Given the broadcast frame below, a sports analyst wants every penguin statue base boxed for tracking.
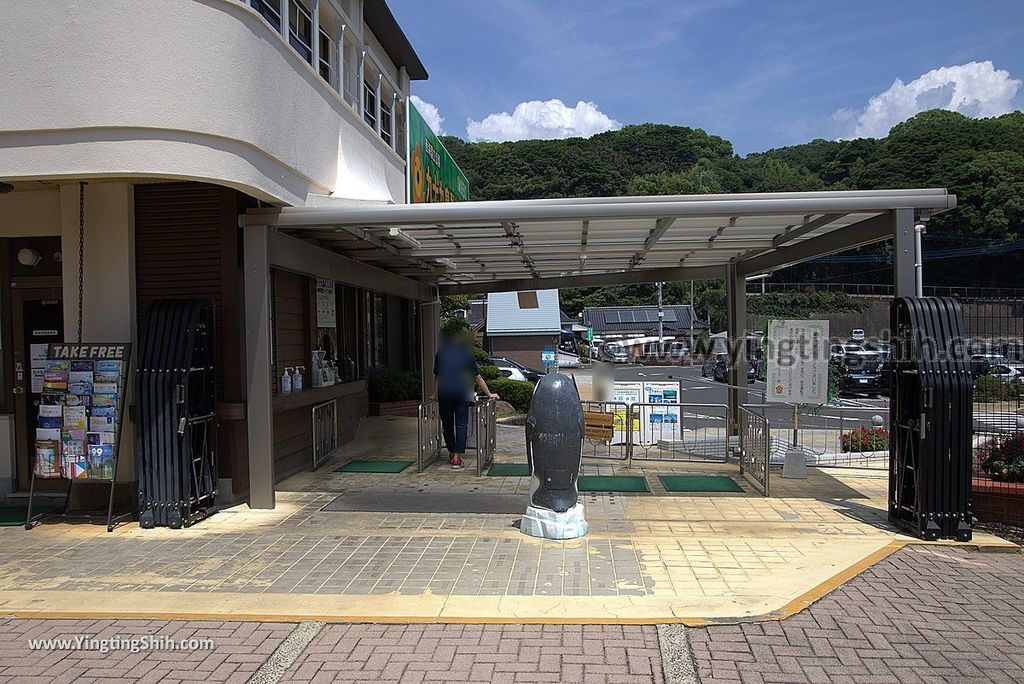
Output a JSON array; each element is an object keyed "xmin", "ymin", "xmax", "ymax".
[{"xmin": 521, "ymin": 502, "xmax": 589, "ymax": 540}]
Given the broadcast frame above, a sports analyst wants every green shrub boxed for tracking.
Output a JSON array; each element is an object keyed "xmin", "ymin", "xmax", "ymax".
[
  {"xmin": 489, "ymin": 378, "xmax": 535, "ymax": 414},
  {"xmin": 472, "ymin": 345, "xmax": 492, "ymax": 366},
  {"xmin": 478, "ymin": 364, "xmax": 501, "ymax": 381},
  {"xmin": 441, "ymin": 316, "xmax": 470, "ymax": 336},
  {"xmin": 841, "ymin": 426, "xmax": 888, "ymax": 452},
  {"xmin": 981, "ymin": 433, "xmax": 1024, "ymax": 483},
  {"xmin": 974, "ymin": 375, "xmax": 1022, "ymax": 403},
  {"xmin": 367, "ymin": 368, "xmax": 421, "ymax": 403}
]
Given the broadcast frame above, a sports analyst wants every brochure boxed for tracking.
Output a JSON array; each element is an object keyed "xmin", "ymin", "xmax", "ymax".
[
  {"xmin": 95, "ymin": 361, "xmax": 121, "ymax": 383},
  {"xmin": 34, "ymin": 441, "xmax": 60, "ymax": 478},
  {"xmin": 62, "ymin": 455, "xmax": 90, "ymax": 479},
  {"xmin": 89, "ymin": 415, "xmax": 115, "ymax": 432},
  {"xmin": 35, "ymin": 427, "xmax": 61, "ymax": 441},
  {"xmin": 38, "ymin": 404, "xmax": 63, "ymax": 429},
  {"xmin": 63, "ymin": 404, "xmax": 87, "ymax": 430},
  {"xmin": 69, "ymin": 371, "xmax": 94, "ymax": 395},
  {"xmin": 61, "ymin": 429, "xmax": 85, "ymax": 458},
  {"xmin": 93, "ymin": 382, "xmax": 118, "ymax": 395}
]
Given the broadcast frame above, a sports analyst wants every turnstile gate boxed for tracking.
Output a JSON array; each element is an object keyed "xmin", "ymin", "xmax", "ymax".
[
  {"xmin": 136, "ymin": 299, "xmax": 219, "ymax": 528},
  {"xmin": 889, "ymin": 297, "xmax": 972, "ymax": 541}
]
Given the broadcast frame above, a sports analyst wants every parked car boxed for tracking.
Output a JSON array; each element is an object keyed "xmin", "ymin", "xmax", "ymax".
[
  {"xmin": 489, "ymin": 356, "xmax": 543, "ymax": 382},
  {"xmin": 712, "ymin": 357, "xmax": 756, "ymax": 384},
  {"xmin": 850, "ymin": 328, "xmax": 866, "ymax": 342},
  {"xmin": 702, "ymin": 353, "xmax": 727, "ymax": 377},
  {"xmin": 603, "ymin": 342, "xmax": 631, "ymax": 364},
  {"xmin": 830, "ymin": 343, "xmax": 865, "ymax": 360},
  {"xmin": 970, "ymin": 353, "xmax": 1014, "ymax": 379},
  {"xmin": 494, "ymin": 365, "xmax": 528, "ymax": 382},
  {"xmin": 836, "ymin": 352, "xmax": 888, "ymax": 397}
]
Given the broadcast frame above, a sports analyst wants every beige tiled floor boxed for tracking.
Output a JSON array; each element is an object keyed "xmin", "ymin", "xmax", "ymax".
[{"xmin": 0, "ymin": 417, "xmax": 1013, "ymax": 623}]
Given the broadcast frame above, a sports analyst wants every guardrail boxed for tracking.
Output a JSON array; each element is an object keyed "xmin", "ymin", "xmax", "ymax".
[
  {"xmin": 737, "ymin": 406, "xmax": 770, "ymax": 496},
  {"xmin": 311, "ymin": 399, "xmax": 339, "ymax": 469}
]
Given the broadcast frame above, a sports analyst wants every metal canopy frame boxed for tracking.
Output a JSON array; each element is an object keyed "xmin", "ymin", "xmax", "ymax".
[
  {"xmin": 242, "ymin": 189, "xmax": 955, "ymax": 295},
  {"xmin": 239, "ymin": 189, "xmax": 955, "ymax": 510}
]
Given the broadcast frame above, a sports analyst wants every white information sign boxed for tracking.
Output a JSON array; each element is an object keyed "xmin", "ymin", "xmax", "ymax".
[
  {"xmin": 766, "ymin": 319, "xmax": 829, "ymax": 405},
  {"xmin": 638, "ymin": 381, "xmax": 682, "ymax": 445},
  {"xmin": 315, "ymin": 279, "xmax": 336, "ymax": 328}
]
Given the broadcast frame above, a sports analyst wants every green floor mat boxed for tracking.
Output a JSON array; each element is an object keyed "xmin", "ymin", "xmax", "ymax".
[
  {"xmin": 577, "ymin": 475, "xmax": 649, "ymax": 493},
  {"xmin": 334, "ymin": 460, "xmax": 413, "ymax": 473},
  {"xmin": 0, "ymin": 506, "xmax": 58, "ymax": 526},
  {"xmin": 487, "ymin": 463, "xmax": 530, "ymax": 477},
  {"xmin": 659, "ymin": 475, "xmax": 744, "ymax": 493}
]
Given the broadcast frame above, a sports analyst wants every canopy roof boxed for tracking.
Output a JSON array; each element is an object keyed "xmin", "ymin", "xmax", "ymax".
[{"xmin": 243, "ymin": 189, "xmax": 955, "ymax": 294}]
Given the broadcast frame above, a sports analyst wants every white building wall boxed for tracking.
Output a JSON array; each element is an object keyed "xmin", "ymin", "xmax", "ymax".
[{"xmin": 0, "ymin": 0, "xmax": 407, "ymax": 207}]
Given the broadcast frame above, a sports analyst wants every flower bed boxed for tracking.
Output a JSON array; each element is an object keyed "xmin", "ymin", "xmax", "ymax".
[
  {"xmin": 980, "ymin": 433, "xmax": 1024, "ymax": 483},
  {"xmin": 841, "ymin": 426, "xmax": 888, "ymax": 453}
]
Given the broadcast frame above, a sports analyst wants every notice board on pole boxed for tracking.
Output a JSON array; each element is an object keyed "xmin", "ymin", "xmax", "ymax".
[{"xmin": 765, "ymin": 319, "xmax": 829, "ymax": 405}]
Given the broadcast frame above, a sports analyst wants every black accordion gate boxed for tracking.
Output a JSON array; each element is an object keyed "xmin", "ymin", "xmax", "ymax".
[
  {"xmin": 889, "ymin": 297, "xmax": 972, "ymax": 541},
  {"xmin": 136, "ymin": 299, "xmax": 219, "ymax": 528}
]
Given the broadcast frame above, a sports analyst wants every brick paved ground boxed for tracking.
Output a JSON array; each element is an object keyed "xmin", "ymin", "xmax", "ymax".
[
  {"xmin": 0, "ymin": 545, "xmax": 1020, "ymax": 684},
  {"xmin": 0, "ymin": 618, "xmax": 295, "ymax": 683},
  {"xmin": 689, "ymin": 545, "xmax": 1024, "ymax": 683},
  {"xmin": 280, "ymin": 623, "xmax": 664, "ymax": 684}
]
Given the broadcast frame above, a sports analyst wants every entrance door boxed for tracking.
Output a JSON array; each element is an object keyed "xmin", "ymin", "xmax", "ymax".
[{"xmin": 12, "ymin": 285, "xmax": 63, "ymax": 491}]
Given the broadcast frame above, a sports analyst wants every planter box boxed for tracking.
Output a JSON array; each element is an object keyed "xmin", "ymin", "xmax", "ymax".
[
  {"xmin": 369, "ymin": 400, "xmax": 421, "ymax": 417},
  {"xmin": 972, "ymin": 476, "xmax": 1024, "ymax": 526}
]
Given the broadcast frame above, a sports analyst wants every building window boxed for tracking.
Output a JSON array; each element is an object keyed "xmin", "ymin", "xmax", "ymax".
[
  {"xmin": 517, "ymin": 291, "xmax": 539, "ymax": 309},
  {"xmin": 289, "ymin": 0, "xmax": 313, "ymax": 64},
  {"xmin": 362, "ymin": 80, "xmax": 377, "ymax": 128},
  {"xmin": 251, "ymin": 0, "xmax": 281, "ymax": 30},
  {"xmin": 380, "ymin": 100, "xmax": 392, "ymax": 146},
  {"xmin": 318, "ymin": 28, "xmax": 331, "ymax": 82}
]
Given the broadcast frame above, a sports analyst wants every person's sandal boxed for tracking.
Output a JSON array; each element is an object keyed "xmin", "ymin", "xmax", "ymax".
[{"xmin": 450, "ymin": 454, "xmax": 464, "ymax": 469}]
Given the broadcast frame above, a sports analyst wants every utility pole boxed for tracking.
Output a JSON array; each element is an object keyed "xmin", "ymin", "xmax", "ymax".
[
  {"xmin": 689, "ymin": 280, "xmax": 695, "ymax": 367},
  {"xmin": 657, "ymin": 281, "xmax": 664, "ymax": 350}
]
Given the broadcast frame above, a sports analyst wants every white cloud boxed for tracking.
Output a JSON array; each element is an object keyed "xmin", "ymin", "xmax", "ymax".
[
  {"xmin": 466, "ymin": 99, "xmax": 621, "ymax": 142},
  {"xmin": 833, "ymin": 61, "xmax": 1021, "ymax": 139},
  {"xmin": 410, "ymin": 95, "xmax": 446, "ymax": 135}
]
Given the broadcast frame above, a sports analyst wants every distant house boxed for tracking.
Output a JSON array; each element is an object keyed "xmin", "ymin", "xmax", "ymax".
[
  {"xmin": 583, "ymin": 305, "xmax": 708, "ymax": 342},
  {"xmin": 484, "ymin": 290, "xmax": 562, "ymax": 369}
]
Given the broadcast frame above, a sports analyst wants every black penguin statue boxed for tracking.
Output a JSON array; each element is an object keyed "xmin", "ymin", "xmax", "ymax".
[{"xmin": 522, "ymin": 372, "xmax": 589, "ymax": 538}]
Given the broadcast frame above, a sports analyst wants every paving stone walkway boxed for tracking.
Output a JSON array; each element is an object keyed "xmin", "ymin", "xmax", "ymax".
[
  {"xmin": 0, "ymin": 546, "xmax": 1020, "ymax": 683},
  {"xmin": 689, "ymin": 545, "xmax": 1024, "ymax": 683}
]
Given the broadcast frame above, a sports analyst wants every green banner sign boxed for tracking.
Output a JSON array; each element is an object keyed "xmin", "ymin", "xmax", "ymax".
[{"xmin": 407, "ymin": 100, "xmax": 469, "ymax": 203}]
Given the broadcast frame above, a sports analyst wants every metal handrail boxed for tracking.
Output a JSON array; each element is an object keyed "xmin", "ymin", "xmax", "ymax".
[{"xmin": 737, "ymin": 405, "xmax": 771, "ymax": 496}]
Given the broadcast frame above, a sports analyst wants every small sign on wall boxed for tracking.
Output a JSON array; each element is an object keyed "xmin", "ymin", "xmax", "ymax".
[{"xmin": 315, "ymin": 279, "xmax": 336, "ymax": 328}]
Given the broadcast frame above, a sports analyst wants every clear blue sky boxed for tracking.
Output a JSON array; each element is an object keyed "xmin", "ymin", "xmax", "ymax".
[{"xmin": 389, "ymin": 0, "xmax": 1024, "ymax": 154}]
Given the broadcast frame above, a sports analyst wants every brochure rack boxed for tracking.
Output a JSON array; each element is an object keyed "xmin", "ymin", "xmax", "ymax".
[
  {"xmin": 25, "ymin": 343, "xmax": 133, "ymax": 532},
  {"xmin": 136, "ymin": 299, "xmax": 218, "ymax": 529}
]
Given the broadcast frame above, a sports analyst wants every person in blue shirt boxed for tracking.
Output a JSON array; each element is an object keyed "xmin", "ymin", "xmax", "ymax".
[{"xmin": 431, "ymin": 331, "xmax": 499, "ymax": 469}]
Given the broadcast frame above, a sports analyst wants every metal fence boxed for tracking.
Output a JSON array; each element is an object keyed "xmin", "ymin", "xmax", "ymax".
[
  {"xmin": 960, "ymin": 296, "xmax": 1024, "ymax": 506},
  {"xmin": 311, "ymin": 399, "xmax": 338, "ymax": 469},
  {"xmin": 417, "ymin": 399, "xmax": 442, "ymax": 473},
  {"xmin": 629, "ymin": 402, "xmax": 731, "ymax": 464},
  {"xmin": 473, "ymin": 399, "xmax": 498, "ymax": 476},
  {"xmin": 738, "ymin": 402, "xmax": 891, "ymax": 470},
  {"xmin": 416, "ymin": 398, "xmax": 498, "ymax": 474},
  {"xmin": 580, "ymin": 400, "xmax": 631, "ymax": 461},
  {"xmin": 737, "ymin": 406, "xmax": 770, "ymax": 496}
]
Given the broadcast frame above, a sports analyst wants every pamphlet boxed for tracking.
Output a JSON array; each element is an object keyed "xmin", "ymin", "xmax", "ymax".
[{"xmin": 34, "ymin": 441, "xmax": 59, "ymax": 478}]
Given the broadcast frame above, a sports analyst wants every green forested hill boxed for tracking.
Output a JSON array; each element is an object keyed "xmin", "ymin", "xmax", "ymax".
[{"xmin": 441, "ymin": 109, "xmax": 1024, "ymax": 299}]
